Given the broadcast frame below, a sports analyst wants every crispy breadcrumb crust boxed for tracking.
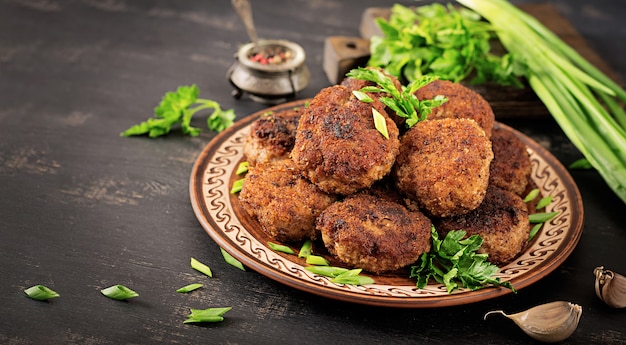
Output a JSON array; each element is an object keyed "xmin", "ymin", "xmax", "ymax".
[
  {"xmin": 415, "ymin": 79, "xmax": 495, "ymax": 138},
  {"xmin": 291, "ymin": 85, "xmax": 400, "ymax": 195},
  {"xmin": 239, "ymin": 159, "xmax": 337, "ymax": 243},
  {"xmin": 394, "ymin": 118, "xmax": 493, "ymax": 217},
  {"xmin": 317, "ymin": 193, "xmax": 432, "ymax": 274},
  {"xmin": 243, "ymin": 107, "xmax": 302, "ymax": 166},
  {"xmin": 489, "ymin": 125, "xmax": 531, "ymax": 196}
]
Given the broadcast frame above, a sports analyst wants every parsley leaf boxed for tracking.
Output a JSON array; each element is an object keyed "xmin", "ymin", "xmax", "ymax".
[
  {"xmin": 367, "ymin": 3, "xmax": 525, "ymax": 87},
  {"xmin": 346, "ymin": 67, "xmax": 447, "ymax": 128},
  {"xmin": 410, "ymin": 226, "xmax": 516, "ymax": 293},
  {"xmin": 121, "ymin": 84, "xmax": 235, "ymax": 138}
]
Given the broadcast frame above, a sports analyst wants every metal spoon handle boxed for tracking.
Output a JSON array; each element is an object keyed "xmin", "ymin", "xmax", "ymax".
[{"xmin": 231, "ymin": 0, "xmax": 259, "ymax": 49}]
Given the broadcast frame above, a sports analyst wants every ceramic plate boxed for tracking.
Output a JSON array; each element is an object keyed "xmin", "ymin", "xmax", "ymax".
[{"xmin": 189, "ymin": 100, "xmax": 584, "ymax": 308}]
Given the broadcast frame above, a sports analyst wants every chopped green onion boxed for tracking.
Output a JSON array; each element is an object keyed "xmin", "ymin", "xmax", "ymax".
[
  {"xmin": 235, "ymin": 161, "xmax": 249, "ymax": 175},
  {"xmin": 100, "ymin": 284, "xmax": 139, "ymax": 300},
  {"xmin": 331, "ymin": 273, "xmax": 375, "ymax": 286},
  {"xmin": 569, "ymin": 158, "xmax": 593, "ymax": 169},
  {"xmin": 230, "ymin": 179, "xmax": 244, "ymax": 194},
  {"xmin": 528, "ymin": 211, "xmax": 559, "ymax": 224},
  {"xmin": 372, "ymin": 108, "xmax": 390, "ymax": 139},
  {"xmin": 352, "ymin": 90, "xmax": 374, "ymax": 103},
  {"xmin": 528, "ymin": 223, "xmax": 543, "ymax": 241},
  {"xmin": 184, "ymin": 307, "xmax": 232, "ymax": 324},
  {"xmin": 24, "ymin": 284, "xmax": 59, "ymax": 301},
  {"xmin": 305, "ymin": 266, "xmax": 350, "ymax": 277},
  {"xmin": 298, "ymin": 239, "xmax": 312, "ymax": 258},
  {"xmin": 523, "ymin": 188, "xmax": 540, "ymax": 202},
  {"xmin": 535, "ymin": 196, "xmax": 553, "ymax": 210},
  {"xmin": 220, "ymin": 248, "xmax": 245, "ymax": 271},
  {"xmin": 176, "ymin": 283, "xmax": 203, "ymax": 293},
  {"xmin": 185, "ymin": 315, "xmax": 224, "ymax": 323},
  {"xmin": 306, "ymin": 255, "xmax": 329, "ymax": 266},
  {"xmin": 305, "ymin": 266, "xmax": 375, "ymax": 285},
  {"xmin": 268, "ymin": 242, "xmax": 295, "ymax": 255},
  {"xmin": 191, "ymin": 257, "xmax": 213, "ymax": 277}
]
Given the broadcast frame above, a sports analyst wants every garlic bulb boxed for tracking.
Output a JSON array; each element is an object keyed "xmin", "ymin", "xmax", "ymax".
[
  {"xmin": 594, "ymin": 266, "xmax": 626, "ymax": 308},
  {"xmin": 484, "ymin": 301, "xmax": 582, "ymax": 343}
]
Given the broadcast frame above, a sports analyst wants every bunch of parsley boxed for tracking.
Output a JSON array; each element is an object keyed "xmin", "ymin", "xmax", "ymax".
[
  {"xmin": 121, "ymin": 84, "xmax": 235, "ymax": 138},
  {"xmin": 368, "ymin": 3, "xmax": 525, "ymax": 87},
  {"xmin": 411, "ymin": 226, "xmax": 516, "ymax": 293}
]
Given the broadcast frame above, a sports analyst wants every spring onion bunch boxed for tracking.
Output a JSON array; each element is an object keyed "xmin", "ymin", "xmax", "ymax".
[{"xmin": 455, "ymin": 0, "xmax": 626, "ymax": 204}]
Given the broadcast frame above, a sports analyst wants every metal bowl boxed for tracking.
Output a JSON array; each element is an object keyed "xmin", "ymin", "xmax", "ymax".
[{"xmin": 228, "ymin": 39, "xmax": 310, "ymax": 104}]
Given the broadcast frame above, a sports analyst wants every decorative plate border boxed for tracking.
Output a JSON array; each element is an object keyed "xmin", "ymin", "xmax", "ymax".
[{"xmin": 189, "ymin": 100, "xmax": 584, "ymax": 308}]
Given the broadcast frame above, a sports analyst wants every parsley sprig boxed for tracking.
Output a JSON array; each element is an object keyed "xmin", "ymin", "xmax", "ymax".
[
  {"xmin": 346, "ymin": 67, "xmax": 447, "ymax": 128},
  {"xmin": 410, "ymin": 226, "xmax": 516, "ymax": 293},
  {"xmin": 121, "ymin": 84, "xmax": 235, "ymax": 138},
  {"xmin": 368, "ymin": 3, "xmax": 525, "ymax": 87}
]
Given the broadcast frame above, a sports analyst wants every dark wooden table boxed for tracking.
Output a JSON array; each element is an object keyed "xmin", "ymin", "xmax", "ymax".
[{"xmin": 2, "ymin": 0, "xmax": 625, "ymax": 343}]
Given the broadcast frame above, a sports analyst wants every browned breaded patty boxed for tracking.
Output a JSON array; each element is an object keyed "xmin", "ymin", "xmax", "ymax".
[
  {"xmin": 435, "ymin": 185, "xmax": 531, "ymax": 265},
  {"xmin": 489, "ymin": 125, "xmax": 531, "ymax": 196},
  {"xmin": 239, "ymin": 159, "xmax": 337, "ymax": 243},
  {"xmin": 317, "ymin": 193, "xmax": 432, "ymax": 274},
  {"xmin": 414, "ymin": 79, "xmax": 495, "ymax": 138},
  {"xmin": 291, "ymin": 85, "xmax": 400, "ymax": 195},
  {"xmin": 243, "ymin": 107, "xmax": 302, "ymax": 166},
  {"xmin": 393, "ymin": 118, "xmax": 493, "ymax": 217}
]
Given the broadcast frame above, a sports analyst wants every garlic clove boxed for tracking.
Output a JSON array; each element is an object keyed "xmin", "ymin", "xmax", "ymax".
[
  {"xmin": 594, "ymin": 266, "xmax": 626, "ymax": 308},
  {"xmin": 484, "ymin": 301, "xmax": 582, "ymax": 343}
]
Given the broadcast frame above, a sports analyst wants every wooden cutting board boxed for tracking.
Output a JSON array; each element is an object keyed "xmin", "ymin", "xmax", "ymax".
[{"xmin": 323, "ymin": 4, "xmax": 621, "ymax": 119}]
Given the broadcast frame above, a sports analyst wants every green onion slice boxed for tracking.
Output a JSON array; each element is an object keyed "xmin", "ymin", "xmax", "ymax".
[
  {"xmin": 331, "ymin": 274, "xmax": 375, "ymax": 286},
  {"xmin": 305, "ymin": 267, "xmax": 375, "ymax": 285},
  {"xmin": 569, "ymin": 158, "xmax": 593, "ymax": 169},
  {"xmin": 306, "ymin": 255, "xmax": 329, "ymax": 266},
  {"xmin": 268, "ymin": 242, "xmax": 295, "ymax": 254},
  {"xmin": 100, "ymin": 284, "xmax": 139, "ymax": 300},
  {"xmin": 372, "ymin": 108, "xmax": 390, "ymax": 139},
  {"xmin": 184, "ymin": 307, "xmax": 232, "ymax": 324},
  {"xmin": 305, "ymin": 266, "xmax": 350, "ymax": 278},
  {"xmin": 535, "ymin": 196, "xmax": 553, "ymax": 210},
  {"xmin": 230, "ymin": 178, "xmax": 244, "ymax": 194},
  {"xmin": 352, "ymin": 90, "xmax": 374, "ymax": 103},
  {"xmin": 24, "ymin": 284, "xmax": 60, "ymax": 301},
  {"xmin": 236, "ymin": 161, "xmax": 249, "ymax": 175},
  {"xmin": 184, "ymin": 315, "xmax": 224, "ymax": 323},
  {"xmin": 298, "ymin": 240, "xmax": 312, "ymax": 258},
  {"xmin": 523, "ymin": 188, "xmax": 540, "ymax": 202},
  {"xmin": 176, "ymin": 283, "xmax": 203, "ymax": 293},
  {"xmin": 220, "ymin": 248, "xmax": 245, "ymax": 271},
  {"xmin": 191, "ymin": 257, "xmax": 213, "ymax": 277},
  {"xmin": 528, "ymin": 223, "xmax": 543, "ymax": 241},
  {"xmin": 528, "ymin": 211, "xmax": 559, "ymax": 224}
]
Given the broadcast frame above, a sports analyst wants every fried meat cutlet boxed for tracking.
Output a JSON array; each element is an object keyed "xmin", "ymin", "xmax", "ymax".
[
  {"xmin": 414, "ymin": 79, "xmax": 495, "ymax": 138},
  {"xmin": 243, "ymin": 107, "xmax": 302, "ymax": 166},
  {"xmin": 291, "ymin": 85, "xmax": 400, "ymax": 195},
  {"xmin": 239, "ymin": 159, "xmax": 337, "ymax": 243},
  {"xmin": 489, "ymin": 125, "xmax": 531, "ymax": 196},
  {"xmin": 435, "ymin": 185, "xmax": 531, "ymax": 265},
  {"xmin": 393, "ymin": 118, "xmax": 493, "ymax": 217},
  {"xmin": 317, "ymin": 193, "xmax": 432, "ymax": 274}
]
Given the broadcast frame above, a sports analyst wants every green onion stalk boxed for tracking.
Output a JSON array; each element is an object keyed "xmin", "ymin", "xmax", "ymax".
[{"xmin": 456, "ymin": 0, "xmax": 626, "ymax": 205}]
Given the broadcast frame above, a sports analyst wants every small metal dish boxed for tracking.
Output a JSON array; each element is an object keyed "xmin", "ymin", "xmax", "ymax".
[{"xmin": 228, "ymin": 39, "xmax": 310, "ymax": 104}]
